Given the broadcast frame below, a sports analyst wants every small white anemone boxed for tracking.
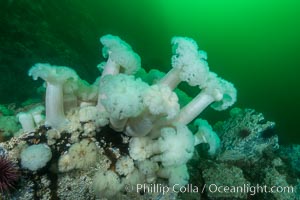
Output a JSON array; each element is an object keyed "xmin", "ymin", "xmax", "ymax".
[
  {"xmin": 28, "ymin": 63, "xmax": 78, "ymax": 129},
  {"xmin": 99, "ymin": 34, "xmax": 141, "ymax": 76},
  {"xmin": 115, "ymin": 156, "xmax": 135, "ymax": 176},
  {"xmin": 129, "ymin": 137, "xmax": 153, "ymax": 161},
  {"xmin": 93, "ymin": 170, "xmax": 124, "ymax": 198},
  {"xmin": 159, "ymin": 36, "xmax": 209, "ymax": 89},
  {"xmin": 58, "ymin": 139, "xmax": 97, "ymax": 172},
  {"xmin": 137, "ymin": 160, "xmax": 159, "ymax": 183},
  {"xmin": 17, "ymin": 112, "xmax": 35, "ymax": 133},
  {"xmin": 126, "ymin": 84, "xmax": 179, "ymax": 137},
  {"xmin": 194, "ymin": 118, "xmax": 221, "ymax": 156},
  {"xmin": 151, "ymin": 123, "xmax": 195, "ymax": 167},
  {"xmin": 176, "ymin": 72, "xmax": 237, "ymax": 125},
  {"xmin": 100, "ymin": 74, "xmax": 148, "ymax": 131},
  {"xmin": 157, "ymin": 165, "xmax": 189, "ymax": 189}
]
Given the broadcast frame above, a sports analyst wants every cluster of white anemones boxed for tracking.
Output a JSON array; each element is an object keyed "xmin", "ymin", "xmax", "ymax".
[{"xmin": 17, "ymin": 34, "xmax": 236, "ymax": 198}]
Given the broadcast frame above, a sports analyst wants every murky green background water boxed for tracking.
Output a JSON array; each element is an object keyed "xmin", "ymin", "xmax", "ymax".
[{"xmin": 0, "ymin": 0, "xmax": 299, "ymax": 143}]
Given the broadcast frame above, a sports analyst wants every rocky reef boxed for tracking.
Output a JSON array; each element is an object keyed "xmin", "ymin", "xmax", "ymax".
[
  {"xmin": 1, "ymin": 107, "xmax": 299, "ymax": 200},
  {"xmin": 188, "ymin": 108, "xmax": 300, "ymax": 200},
  {"xmin": 0, "ymin": 34, "xmax": 299, "ymax": 200}
]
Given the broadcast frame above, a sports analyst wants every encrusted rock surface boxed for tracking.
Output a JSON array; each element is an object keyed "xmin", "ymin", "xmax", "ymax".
[
  {"xmin": 1, "ymin": 108, "xmax": 299, "ymax": 200},
  {"xmin": 216, "ymin": 108, "xmax": 278, "ymax": 165},
  {"xmin": 189, "ymin": 108, "xmax": 299, "ymax": 200}
]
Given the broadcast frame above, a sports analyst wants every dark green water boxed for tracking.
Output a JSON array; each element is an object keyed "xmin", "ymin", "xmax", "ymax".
[{"xmin": 0, "ymin": 0, "xmax": 299, "ymax": 143}]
